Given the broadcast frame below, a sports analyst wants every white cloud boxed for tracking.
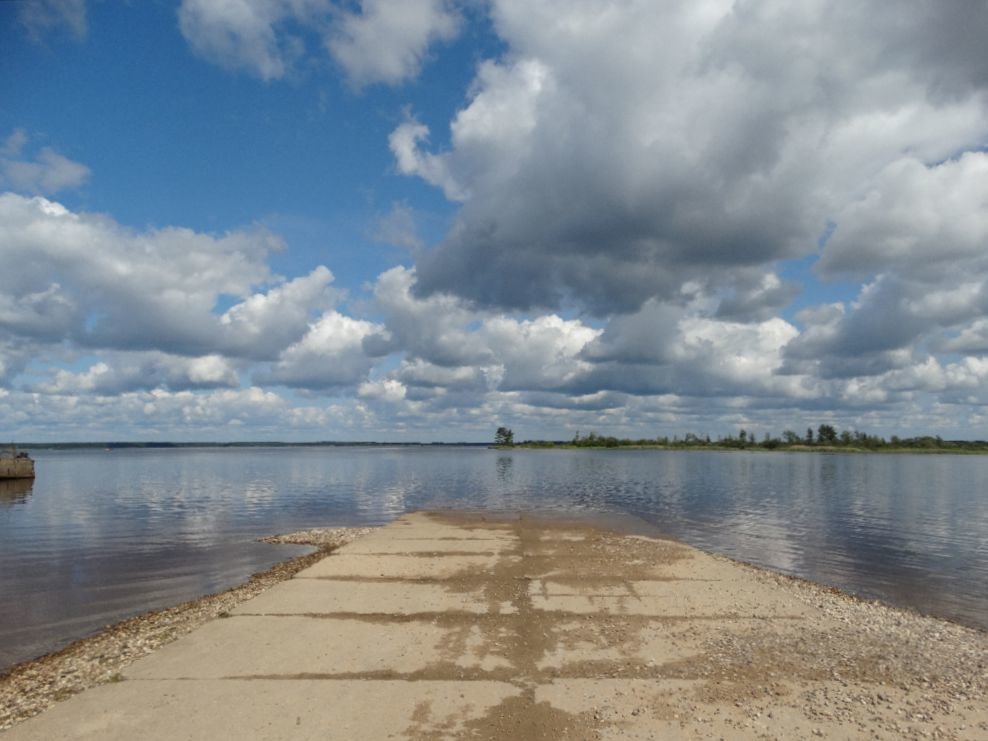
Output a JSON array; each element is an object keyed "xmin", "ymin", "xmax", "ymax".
[
  {"xmin": 358, "ymin": 378, "xmax": 406, "ymax": 402},
  {"xmin": 327, "ymin": 0, "xmax": 460, "ymax": 87},
  {"xmin": 0, "ymin": 194, "xmax": 348, "ymax": 368},
  {"xmin": 364, "ymin": 265, "xmax": 490, "ymax": 366},
  {"xmin": 395, "ymin": 362, "xmax": 477, "ymax": 396},
  {"xmin": 389, "ymin": 57, "xmax": 551, "ymax": 202},
  {"xmin": 177, "ymin": 0, "xmax": 457, "ymax": 85},
  {"xmin": 677, "ymin": 315, "xmax": 801, "ymax": 392},
  {"xmin": 187, "ymin": 355, "xmax": 240, "ymax": 386},
  {"xmin": 582, "ymin": 299, "xmax": 805, "ymax": 399},
  {"xmin": 36, "ymin": 353, "xmax": 241, "ymax": 395},
  {"xmin": 389, "ymin": 119, "xmax": 468, "ymax": 202},
  {"xmin": 220, "ymin": 266, "xmax": 339, "ymax": 359},
  {"xmin": 478, "ymin": 314, "xmax": 600, "ymax": 391},
  {"xmin": 263, "ymin": 311, "xmax": 379, "ymax": 388},
  {"xmin": 178, "ymin": 0, "xmax": 330, "ymax": 80},
  {"xmin": 819, "ymin": 153, "xmax": 988, "ymax": 278},
  {"xmin": 945, "ymin": 319, "xmax": 988, "ymax": 355},
  {"xmin": 394, "ymin": 1, "xmax": 988, "ymax": 315},
  {"xmin": 1, "ymin": 130, "xmax": 90, "ymax": 195},
  {"xmin": 714, "ymin": 270, "xmax": 799, "ymax": 323}
]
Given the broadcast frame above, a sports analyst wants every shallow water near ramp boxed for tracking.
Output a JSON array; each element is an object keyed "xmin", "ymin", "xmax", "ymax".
[{"xmin": 1, "ymin": 445, "xmax": 987, "ymax": 670}]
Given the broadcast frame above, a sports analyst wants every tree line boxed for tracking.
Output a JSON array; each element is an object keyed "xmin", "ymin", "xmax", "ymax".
[{"xmin": 527, "ymin": 426, "xmax": 988, "ymax": 452}]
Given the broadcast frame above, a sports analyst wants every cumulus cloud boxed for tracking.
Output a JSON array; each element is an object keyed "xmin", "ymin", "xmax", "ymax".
[
  {"xmin": 262, "ymin": 311, "xmax": 379, "ymax": 389},
  {"xmin": 220, "ymin": 266, "xmax": 339, "ymax": 359},
  {"xmin": 945, "ymin": 320, "xmax": 988, "ymax": 355},
  {"xmin": 781, "ymin": 300, "xmax": 915, "ymax": 380},
  {"xmin": 1, "ymin": 130, "xmax": 90, "ymax": 194},
  {"xmin": 37, "ymin": 353, "xmax": 241, "ymax": 395},
  {"xmin": 581, "ymin": 299, "xmax": 804, "ymax": 399},
  {"xmin": 819, "ymin": 153, "xmax": 988, "ymax": 279},
  {"xmin": 0, "ymin": 193, "xmax": 349, "ymax": 376},
  {"xmin": 714, "ymin": 271, "xmax": 800, "ymax": 323},
  {"xmin": 395, "ymin": 357, "xmax": 487, "ymax": 394},
  {"xmin": 0, "ymin": 193, "xmax": 284, "ymax": 353},
  {"xmin": 364, "ymin": 266, "xmax": 490, "ymax": 366},
  {"xmin": 365, "ymin": 266, "xmax": 601, "ymax": 394},
  {"xmin": 476, "ymin": 314, "xmax": 600, "ymax": 392},
  {"xmin": 327, "ymin": 0, "xmax": 460, "ymax": 87},
  {"xmin": 0, "ymin": 281, "xmax": 77, "ymax": 342},
  {"xmin": 391, "ymin": 1, "xmax": 988, "ymax": 315},
  {"xmin": 358, "ymin": 378, "xmax": 407, "ymax": 402},
  {"xmin": 783, "ymin": 269, "xmax": 988, "ymax": 381}
]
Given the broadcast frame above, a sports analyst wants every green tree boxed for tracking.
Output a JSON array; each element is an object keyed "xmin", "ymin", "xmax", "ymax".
[
  {"xmin": 494, "ymin": 427, "xmax": 514, "ymax": 446},
  {"xmin": 817, "ymin": 424, "xmax": 838, "ymax": 444}
]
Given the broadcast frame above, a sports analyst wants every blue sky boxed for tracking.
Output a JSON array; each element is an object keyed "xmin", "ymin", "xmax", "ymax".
[{"xmin": 1, "ymin": 1, "xmax": 987, "ymax": 442}]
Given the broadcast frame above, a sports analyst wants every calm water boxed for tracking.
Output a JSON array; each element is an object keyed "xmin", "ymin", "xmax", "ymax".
[{"xmin": 1, "ymin": 446, "xmax": 987, "ymax": 669}]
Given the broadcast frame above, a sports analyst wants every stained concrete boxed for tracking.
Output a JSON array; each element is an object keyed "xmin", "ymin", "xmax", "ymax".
[
  {"xmin": 5, "ymin": 511, "xmax": 988, "ymax": 740},
  {"xmin": 301, "ymin": 552, "xmax": 506, "ymax": 579},
  {"xmin": 233, "ymin": 578, "xmax": 510, "ymax": 616}
]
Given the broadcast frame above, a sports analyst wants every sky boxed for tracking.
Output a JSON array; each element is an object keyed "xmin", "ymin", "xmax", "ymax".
[{"xmin": 1, "ymin": 0, "xmax": 987, "ymax": 443}]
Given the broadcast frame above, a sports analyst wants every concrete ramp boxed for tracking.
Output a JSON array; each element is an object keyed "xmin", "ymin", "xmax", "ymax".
[{"xmin": 5, "ymin": 512, "xmax": 987, "ymax": 739}]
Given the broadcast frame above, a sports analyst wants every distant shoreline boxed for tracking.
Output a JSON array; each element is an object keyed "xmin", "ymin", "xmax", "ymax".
[
  {"xmin": 12, "ymin": 439, "xmax": 988, "ymax": 454},
  {"xmin": 506, "ymin": 443, "xmax": 988, "ymax": 455},
  {"xmin": 12, "ymin": 441, "xmax": 493, "ymax": 450}
]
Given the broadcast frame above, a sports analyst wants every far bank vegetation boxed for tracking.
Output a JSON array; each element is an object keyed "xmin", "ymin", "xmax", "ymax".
[{"xmin": 516, "ymin": 425, "xmax": 988, "ymax": 453}]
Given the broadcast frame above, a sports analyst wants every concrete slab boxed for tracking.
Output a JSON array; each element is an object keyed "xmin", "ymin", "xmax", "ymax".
[
  {"xmin": 340, "ymin": 537, "xmax": 512, "ymax": 555},
  {"xmin": 353, "ymin": 527, "xmax": 516, "ymax": 541},
  {"xmin": 233, "ymin": 578, "xmax": 512, "ymax": 616},
  {"xmin": 535, "ymin": 679, "xmax": 743, "ymax": 739},
  {"xmin": 1, "ymin": 680, "xmax": 521, "ymax": 741},
  {"xmin": 124, "ymin": 616, "xmax": 452, "ymax": 678},
  {"xmin": 297, "ymin": 553, "xmax": 505, "ymax": 579},
  {"xmin": 536, "ymin": 618, "xmax": 766, "ymax": 670},
  {"xmin": 529, "ymin": 578, "xmax": 812, "ymax": 616},
  {"xmin": 336, "ymin": 514, "xmax": 515, "ymax": 551}
]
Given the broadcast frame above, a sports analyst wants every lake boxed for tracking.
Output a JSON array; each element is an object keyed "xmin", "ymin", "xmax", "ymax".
[{"xmin": 1, "ymin": 446, "xmax": 987, "ymax": 670}]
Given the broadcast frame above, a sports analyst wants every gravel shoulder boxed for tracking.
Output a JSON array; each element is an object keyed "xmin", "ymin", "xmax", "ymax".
[{"xmin": 0, "ymin": 527, "xmax": 373, "ymax": 731}]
